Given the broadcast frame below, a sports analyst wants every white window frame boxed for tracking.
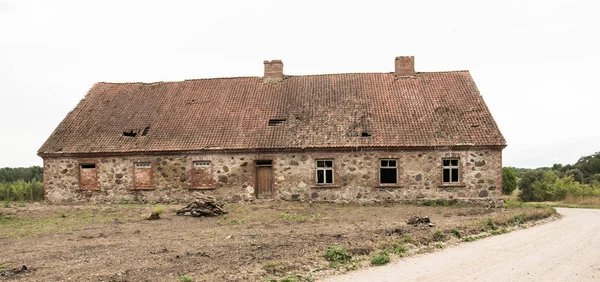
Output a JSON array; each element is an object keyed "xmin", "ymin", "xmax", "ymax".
[
  {"xmin": 379, "ymin": 159, "xmax": 398, "ymax": 184},
  {"xmin": 135, "ymin": 162, "xmax": 152, "ymax": 169},
  {"xmin": 316, "ymin": 159, "xmax": 334, "ymax": 185},
  {"xmin": 193, "ymin": 161, "xmax": 211, "ymax": 168},
  {"xmin": 442, "ymin": 158, "xmax": 460, "ymax": 183}
]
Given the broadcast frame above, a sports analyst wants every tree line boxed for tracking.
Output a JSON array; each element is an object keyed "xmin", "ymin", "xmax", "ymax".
[
  {"xmin": 503, "ymin": 151, "xmax": 600, "ymax": 202},
  {"xmin": 0, "ymin": 166, "xmax": 44, "ymax": 201}
]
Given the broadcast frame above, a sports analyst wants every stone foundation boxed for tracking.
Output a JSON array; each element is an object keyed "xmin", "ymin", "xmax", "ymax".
[{"xmin": 42, "ymin": 148, "xmax": 503, "ymax": 206}]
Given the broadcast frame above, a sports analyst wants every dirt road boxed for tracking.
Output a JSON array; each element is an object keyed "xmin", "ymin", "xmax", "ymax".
[{"xmin": 321, "ymin": 208, "xmax": 600, "ymax": 282}]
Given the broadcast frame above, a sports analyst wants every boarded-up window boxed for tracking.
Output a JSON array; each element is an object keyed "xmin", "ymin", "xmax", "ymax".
[
  {"xmin": 134, "ymin": 162, "xmax": 153, "ymax": 189},
  {"xmin": 79, "ymin": 163, "xmax": 99, "ymax": 190},
  {"xmin": 191, "ymin": 160, "xmax": 214, "ymax": 188}
]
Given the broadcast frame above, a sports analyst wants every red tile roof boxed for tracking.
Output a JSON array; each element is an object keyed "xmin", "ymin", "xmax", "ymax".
[{"xmin": 38, "ymin": 71, "xmax": 506, "ymax": 157}]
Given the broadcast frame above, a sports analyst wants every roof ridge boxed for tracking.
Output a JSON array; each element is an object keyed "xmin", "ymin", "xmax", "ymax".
[{"xmin": 96, "ymin": 71, "xmax": 470, "ymax": 85}]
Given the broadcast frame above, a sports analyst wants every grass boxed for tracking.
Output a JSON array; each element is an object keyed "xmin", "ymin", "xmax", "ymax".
[
  {"xmin": 450, "ymin": 228, "xmax": 462, "ymax": 238},
  {"xmin": 179, "ymin": 274, "xmax": 193, "ymax": 282},
  {"xmin": 371, "ymin": 251, "xmax": 390, "ymax": 265},
  {"xmin": 431, "ymin": 228, "xmax": 446, "ymax": 242}
]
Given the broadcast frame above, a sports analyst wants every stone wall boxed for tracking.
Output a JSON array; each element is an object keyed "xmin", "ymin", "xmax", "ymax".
[{"xmin": 42, "ymin": 148, "xmax": 503, "ymax": 206}]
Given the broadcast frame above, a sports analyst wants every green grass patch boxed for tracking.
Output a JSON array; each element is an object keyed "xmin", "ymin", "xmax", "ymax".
[{"xmin": 371, "ymin": 251, "xmax": 390, "ymax": 265}]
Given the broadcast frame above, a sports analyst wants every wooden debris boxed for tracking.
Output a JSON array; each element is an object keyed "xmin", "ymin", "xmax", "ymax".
[{"xmin": 176, "ymin": 195, "xmax": 227, "ymax": 217}]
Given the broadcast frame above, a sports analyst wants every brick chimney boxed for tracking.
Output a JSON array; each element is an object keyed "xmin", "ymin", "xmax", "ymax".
[
  {"xmin": 264, "ymin": 60, "xmax": 284, "ymax": 83},
  {"xmin": 394, "ymin": 56, "xmax": 415, "ymax": 78}
]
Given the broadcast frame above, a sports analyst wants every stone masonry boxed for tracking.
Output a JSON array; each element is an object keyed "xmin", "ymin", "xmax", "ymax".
[{"xmin": 43, "ymin": 148, "xmax": 503, "ymax": 206}]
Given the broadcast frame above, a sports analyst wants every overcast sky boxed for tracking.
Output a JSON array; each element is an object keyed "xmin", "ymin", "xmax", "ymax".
[{"xmin": 1, "ymin": 0, "xmax": 598, "ymax": 168}]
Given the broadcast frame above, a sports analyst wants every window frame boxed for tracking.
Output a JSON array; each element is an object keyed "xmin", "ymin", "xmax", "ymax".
[
  {"xmin": 442, "ymin": 158, "xmax": 460, "ymax": 184},
  {"xmin": 78, "ymin": 161, "xmax": 100, "ymax": 191},
  {"xmin": 133, "ymin": 160, "xmax": 155, "ymax": 190},
  {"xmin": 315, "ymin": 159, "xmax": 335, "ymax": 185},
  {"xmin": 379, "ymin": 158, "xmax": 398, "ymax": 185}
]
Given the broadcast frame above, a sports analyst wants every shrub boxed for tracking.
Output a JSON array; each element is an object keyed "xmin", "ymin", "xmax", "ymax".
[
  {"xmin": 371, "ymin": 251, "xmax": 390, "ymax": 266},
  {"xmin": 323, "ymin": 247, "xmax": 352, "ymax": 263}
]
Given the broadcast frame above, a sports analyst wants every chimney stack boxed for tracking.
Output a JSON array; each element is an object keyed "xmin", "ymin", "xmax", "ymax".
[
  {"xmin": 394, "ymin": 56, "xmax": 415, "ymax": 78},
  {"xmin": 264, "ymin": 60, "xmax": 284, "ymax": 83}
]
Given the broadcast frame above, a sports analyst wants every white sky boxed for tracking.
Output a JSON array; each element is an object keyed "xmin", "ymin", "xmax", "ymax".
[{"xmin": 1, "ymin": 0, "xmax": 599, "ymax": 168}]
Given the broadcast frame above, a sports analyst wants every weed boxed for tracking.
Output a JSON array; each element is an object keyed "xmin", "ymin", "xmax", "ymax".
[
  {"xmin": 431, "ymin": 229, "xmax": 446, "ymax": 242},
  {"xmin": 0, "ymin": 264, "xmax": 6, "ymax": 269},
  {"xmin": 435, "ymin": 242, "xmax": 444, "ymax": 249},
  {"xmin": 371, "ymin": 251, "xmax": 390, "ymax": 265},
  {"xmin": 323, "ymin": 246, "xmax": 352, "ymax": 264},
  {"xmin": 422, "ymin": 199, "xmax": 437, "ymax": 206},
  {"xmin": 391, "ymin": 243, "xmax": 407, "ymax": 257},
  {"xmin": 361, "ymin": 201, "xmax": 368, "ymax": 207},
  {"xmin": 60, "ymin": 212, "xmax": 69, "ymax": 218},
  {"xmin": 18, "ymin": 203, "xmax": 25, "ymax": 207},
  {"xmin": 482, "ymin": 218, "xmax": 498, "ymax": 230},
  {"xmin": 280, "ymin": 213, "xmax": 308, "ymax": 221},
  {"xmin": 280, "ymin": 278, "xmax": 297, "ymax": 282},
  {"xmin": 152, "ymin": 207, "xmax": 164, "ymax": 216},
  {"xmin": 263, "ymin": 262, "xmax": 278, "ymax": 274},
  {"xmin": 490, "ymin": 228, "xmax": 509, "ymax": 235},
  {"xmin": 398, "ymin": 235, "xmax": 412, "ymax": 244},
  {"xmin": 513, "ymin": 215, "xmax": 521, "ymax": 226},
  {"xmin": 451, "ymin": 228, "xmax": 462, "ymax": 238},
  {"xmin": 179, "ymin": 274, "xmax": 193, "ymax": 282},
  {"xmin": 462, "ymin": 236, "xmax": 476, "ymax": 242}
]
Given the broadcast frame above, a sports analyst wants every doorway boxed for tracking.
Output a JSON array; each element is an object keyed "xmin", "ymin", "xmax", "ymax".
[{"xmin": 255, "ymin": 160, "xmax": 273, "ymax": 198}]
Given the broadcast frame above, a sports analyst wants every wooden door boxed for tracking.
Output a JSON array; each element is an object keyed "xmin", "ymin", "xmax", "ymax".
[{"xmin": 256, "ymin": 165, "xmax": 273, "ymax": 198}]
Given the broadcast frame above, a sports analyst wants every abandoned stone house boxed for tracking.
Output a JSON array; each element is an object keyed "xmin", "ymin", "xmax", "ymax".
[{"xmin": 38, "ymin": 56, "xmax": 506, "ymax": 205}]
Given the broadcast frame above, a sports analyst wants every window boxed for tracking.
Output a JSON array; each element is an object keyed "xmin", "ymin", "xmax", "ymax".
[
  {"xmin": 79, "ymin": 163, "xmax": 99, "ymax": 190},
  {"xmin": 191, "ymin": 160, "xmax": 214, "ymax": 189},
  {"xmin": 380, "ymin": 159, "xmax": 397, "ymax": 184},
  {"xmin": 193, "ymin": 161, "xmax": 211, "ymax": 168},
  {"xmin": 316, "ymin": 160, "xmax": 334, "ymax": 185},
  {"xmin": 442, "ymin": 159, "xmax": 460, "ymax": 183},
  {"xmin": 135, "ymin": 162, "xmax": 151, "ymax": 168},
  {"xmin": 80, "ymin": 164, "xmax": 96, "ymax": 169},
  {"xmin": 134, "ymin": 161, "xmax": 153, "ymax": 189},
  {"xmin": 268, "ymin": 119, "xmax": 286, "ymax": 126}
]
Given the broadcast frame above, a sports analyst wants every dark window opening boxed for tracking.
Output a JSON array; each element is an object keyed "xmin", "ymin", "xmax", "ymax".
[
  {"xmin": 256, "ymin": 160, "xmax": 273, "ymax": 166},
  {"xmin": 316, "ymin": 159, "xmax": 334, "ymax": 184},
  {"xmin": 361, "ymin": 131, "xmax": 372, "ymax": 137},
  {"xmin": 141, "ymin": 127, "xmax": 150, "ymax": 136},
  {"xmin": 380, "ymin": 159, "xmax": 398, "ymax": 184},
  {"xmin": 442, "ymin": 159, "xmax": 460, "ymax": 183},
  {"xmin": 268, "ymin": 119, "xmax": 286, "ymax": 126},
  {"xmin": 122, "ymin": 130, "xmax": 137, "ymax": 137},
  {"xmin": 80, "ymin": 164, "xmax": 96, "ymax": 169}
]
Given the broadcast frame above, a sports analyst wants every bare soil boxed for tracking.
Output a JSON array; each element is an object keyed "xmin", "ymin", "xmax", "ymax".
[{"xmin": 0, "ymin": 201, "xmax": 555, "ymax": 282}]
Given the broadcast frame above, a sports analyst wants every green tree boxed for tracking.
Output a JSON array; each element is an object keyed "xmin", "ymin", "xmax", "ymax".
[
  {"xmin": 518, "ymin": 170, "xmax": 545, "ymax": 201},
  {"xmin": 502, "ymin": 167, "xmax": 518, "ymax": 195}
]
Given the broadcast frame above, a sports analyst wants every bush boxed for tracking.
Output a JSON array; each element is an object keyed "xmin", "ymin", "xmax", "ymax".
[
  {"xmin": 323, "ymin": 247, "xmax": 352, "ymax": 263},
  {"xmin": 0, "ymin": 180, "xmax": 44, "ymax": 201},
  {"xmin": 371, "ymin": 251, "xmax": 390, "ymax": 265}
]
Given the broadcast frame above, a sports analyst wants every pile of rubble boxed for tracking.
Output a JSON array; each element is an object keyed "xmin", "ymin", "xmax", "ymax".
[
  {"xmin": 176, "ymin": 195, "xmax": 227, "ymax": 217},
  {"xmin": 407, "ymin": 216, "xmax": 435, "ymax": 227}
]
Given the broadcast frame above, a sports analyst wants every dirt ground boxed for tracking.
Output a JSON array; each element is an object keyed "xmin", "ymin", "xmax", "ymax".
[{"xmin": 0, "ymin": 201, "xmax": 556, "ymax": 282}]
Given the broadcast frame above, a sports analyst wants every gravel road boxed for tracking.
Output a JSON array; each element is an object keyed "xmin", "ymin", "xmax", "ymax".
[{"xmin": 321, "ymin": 208, "xmax": 600, "ymax": 282}]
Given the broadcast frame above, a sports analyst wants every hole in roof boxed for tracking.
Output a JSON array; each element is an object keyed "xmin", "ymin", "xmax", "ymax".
[
  {"xmin": 142, "ymin": 127, "xmax": 150, "ymax": 136},
  {"xmin": 361, "ymin": 131, "xmax": 372, "ymax": 137},
  {"xmin": 268, "ymin": 119, "xmax": 286, "ymax": 126},
  {"xmin": 122, "ymin": 130, "xmax": 137, "ymax": 137}
]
